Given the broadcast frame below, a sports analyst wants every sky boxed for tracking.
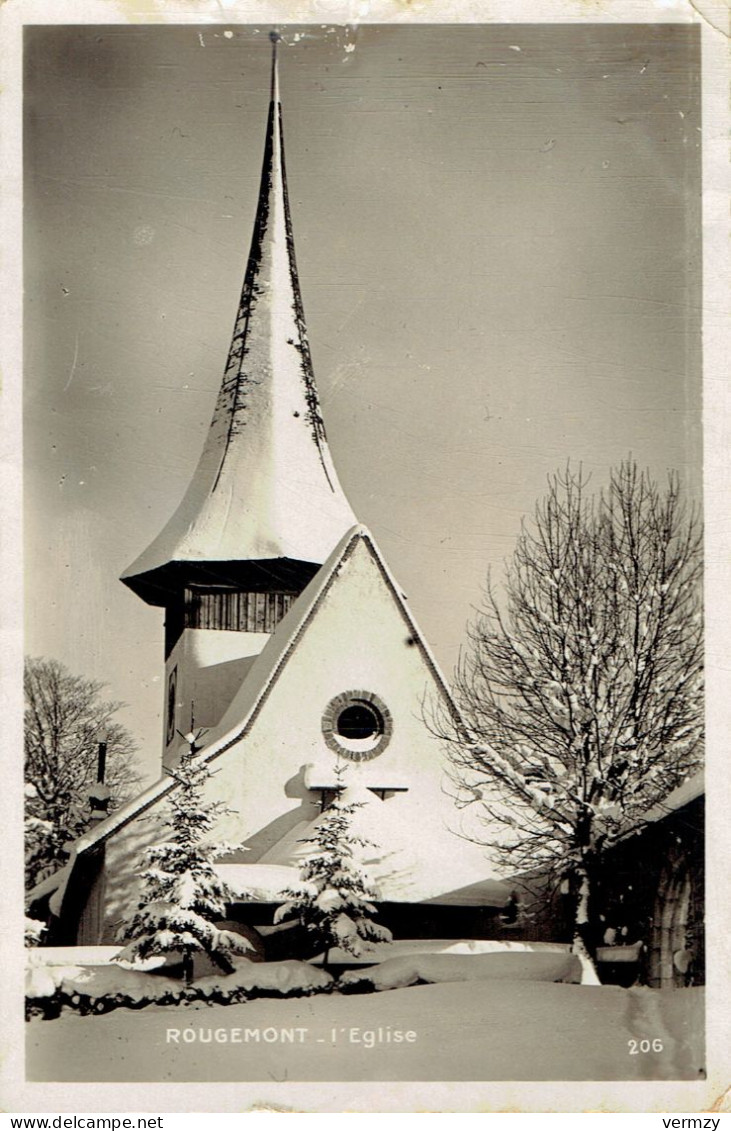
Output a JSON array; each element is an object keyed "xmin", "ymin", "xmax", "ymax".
[{"xmin": 23, "ymin": 22, "xmax": 701, "ymax": 783}]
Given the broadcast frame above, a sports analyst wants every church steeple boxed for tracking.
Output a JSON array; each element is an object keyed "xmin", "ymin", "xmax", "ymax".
[{"xmin": 122, "ymin": 33, "xmax": 357, "ymax": 609}]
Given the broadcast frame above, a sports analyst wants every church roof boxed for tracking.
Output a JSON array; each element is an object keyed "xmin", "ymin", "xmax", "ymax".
[{"xmin": 122, "ymin": 36, "xmax": 356, "ymax": 605}]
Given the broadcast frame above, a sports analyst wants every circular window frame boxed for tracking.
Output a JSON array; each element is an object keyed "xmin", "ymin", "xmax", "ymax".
[{"xmin": 322, "ymin": 690, "xmax": 393, "ymax": 762}]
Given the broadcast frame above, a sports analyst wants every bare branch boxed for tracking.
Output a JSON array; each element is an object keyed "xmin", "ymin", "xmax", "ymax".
[
  {"xmin": 438, "ymin": 458, "xmax": 703, "ymax": 958},
  {"xmin": 24, "ymin": 656, "xmax": 142, "ymax": 890}
]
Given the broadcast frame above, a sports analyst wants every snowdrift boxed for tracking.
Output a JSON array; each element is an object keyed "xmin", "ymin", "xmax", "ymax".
[
  {"xmin": 312, "ymin": 936, "xmax": 571, "ymax": 965},
  {"xmin": 26, "ymin": 957, "xmax": 332, "ymax": 1017},
  {"xmin": 338, "ymin": 950, "xmax": 582, "ymax": 991}
]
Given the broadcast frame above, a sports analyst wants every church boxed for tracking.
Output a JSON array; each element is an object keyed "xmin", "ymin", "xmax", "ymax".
[{"xmin": 36, "ymin": 37, "xmax": 510, "ymax": 955}]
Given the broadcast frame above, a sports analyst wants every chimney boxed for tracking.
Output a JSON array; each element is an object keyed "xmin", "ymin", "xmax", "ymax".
[{"xmin": 88, "ymin": 737, "xmax": 111, "ymax": 826}]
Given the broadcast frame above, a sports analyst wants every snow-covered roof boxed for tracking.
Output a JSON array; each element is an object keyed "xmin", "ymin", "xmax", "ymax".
[
  {"xmin": 631, "ymin": 770, "xmax": 704, "ymax": 828},
  {"xmin": 121, "ymin": 43, "xmax": 356, "ymax": 606},
  {"xmin": 26, "ymin": 945, "xmax": 122, "ymax": 967},
  {"xmin": 253, "ymin": 780, "xmax": 509, "ymax": 906},
  {"xmin": 258, "ymin": 781, "xmax": 410, "ymax": 876},
  {"xmin": 613, "ymin": 770, "xmax": 704, "ymax": 849},
  {"xmin": 26, "ymin": 864, "xmax": 69, "ymax": 904},
  {"xmin": 214, "ymin": 863, "xmax": 301, "ymax": 902},
  {"xmin": 422, "ymin": 876, "xmax": 512, "ymax": 907}
]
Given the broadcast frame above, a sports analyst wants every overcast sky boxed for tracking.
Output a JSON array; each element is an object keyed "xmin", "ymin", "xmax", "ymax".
[{"xmin": 24, "ymin": 23, "xmax": 701, "ymax": 782}]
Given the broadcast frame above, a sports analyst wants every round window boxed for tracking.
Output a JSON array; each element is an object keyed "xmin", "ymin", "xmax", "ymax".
[
  {"xmin": 322, "ymin": 691, "xmax": 392, "ymax": 761},
  {"xmin": 337, "ymin": 702, "xmax": 381, "ymax": 740}
]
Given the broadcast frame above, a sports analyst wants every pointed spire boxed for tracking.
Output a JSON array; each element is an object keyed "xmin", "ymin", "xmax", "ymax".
[
  {"xmin": 122, "ymin": 33, "xmax": 357, "ymax": 606},
  {"xmin": 270, "ymin": 29, "xmax": 280, "ymax": 105}
]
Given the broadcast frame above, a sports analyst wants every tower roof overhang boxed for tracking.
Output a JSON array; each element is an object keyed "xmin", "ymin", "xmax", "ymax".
[{"xmin": 121, "ymin": 556, "xmax": 322, "ymax": 607}]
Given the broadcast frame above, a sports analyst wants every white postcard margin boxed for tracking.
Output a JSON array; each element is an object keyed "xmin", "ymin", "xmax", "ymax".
[{"xmin": 1, "ymin": 0, "xmax": 729, "ymax": 1115}]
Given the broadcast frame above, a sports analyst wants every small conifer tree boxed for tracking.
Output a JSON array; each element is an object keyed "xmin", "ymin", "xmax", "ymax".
[
  {"xmin": 274, "ymin": 767, "xmax": 392, "ymax": 970},
  {"xmin": 114, "ymin": 729, "xmax": 252, "ymax": 984}
]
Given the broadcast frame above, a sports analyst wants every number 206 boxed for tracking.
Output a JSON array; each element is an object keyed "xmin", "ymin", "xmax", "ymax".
[{"xmin": 628, "ymin": 1038, "xmax": 664, "ymax": 1054}]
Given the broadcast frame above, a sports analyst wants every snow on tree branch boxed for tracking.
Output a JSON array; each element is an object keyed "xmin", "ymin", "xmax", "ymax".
[
  {"xmin": 437, "ymin": 460, "xmax": 702, "ymax": 961},
  {"xmin": 274, "ymin": 767, "xmax": 392, "ymax": 969},
  {"xmin": 114, "ymin": 731, "xmax": 253, "ymax": 984}
]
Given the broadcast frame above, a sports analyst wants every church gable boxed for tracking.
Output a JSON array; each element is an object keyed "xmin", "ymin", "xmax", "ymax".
[
  {"xmin": 55, "ymin": 533, "xmax": 497, "ymax": 942},
  {"xmin": 192, "ymin": 527, "xmax": 493, "ymax": 903}
]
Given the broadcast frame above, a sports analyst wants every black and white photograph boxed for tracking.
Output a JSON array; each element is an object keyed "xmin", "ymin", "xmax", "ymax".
[{"xmin": 5, "ymin": 2, "xmax": 729, "ymax": 1113}]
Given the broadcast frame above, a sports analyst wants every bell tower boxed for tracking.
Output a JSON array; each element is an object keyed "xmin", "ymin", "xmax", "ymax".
[{"xmin": 121, "ymin": 35, "xmax": 357, "ymax": 763}]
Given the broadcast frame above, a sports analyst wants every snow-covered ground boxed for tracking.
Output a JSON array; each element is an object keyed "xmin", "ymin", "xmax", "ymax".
[{"xmin": 27, "ymin": 980, "xmax": 703, "ymax": 1082}]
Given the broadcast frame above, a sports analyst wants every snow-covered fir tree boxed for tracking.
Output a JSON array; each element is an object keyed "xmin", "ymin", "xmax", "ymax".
[
  {"xmin": 274, "ymin": 767, "xmax": 392, "ymax": 969},
  {"xmin": 114, "ymin": 730, "xmax": 252, "ymax": 984}
]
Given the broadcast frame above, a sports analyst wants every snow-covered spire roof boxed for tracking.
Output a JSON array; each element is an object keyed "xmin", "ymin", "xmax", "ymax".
[{"xmin": 122, "ymin": 32, "xmax": 357, "ymax": 606}]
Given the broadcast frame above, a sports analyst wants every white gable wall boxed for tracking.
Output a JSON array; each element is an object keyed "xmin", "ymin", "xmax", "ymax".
[
  {"xmin": 195, "ymin": 536, "xmax": 494, "ymax": 903},
  {"xmin": 76, "ymin": 533, "xmax": 500, "ymax": 941}
]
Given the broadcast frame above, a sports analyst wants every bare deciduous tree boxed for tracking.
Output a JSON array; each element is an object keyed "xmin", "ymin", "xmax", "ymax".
[
  {"xmin": 441, "ymin": 461, "xmax": 703, "ymax": 961},
  {"xmin": 24, "ymin": 656, "xmax": 141, "ymax": 889}
]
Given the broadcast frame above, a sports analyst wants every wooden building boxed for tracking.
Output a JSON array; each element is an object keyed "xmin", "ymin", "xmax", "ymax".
[{"xmin": 594, "ymin": 773, "xmax": 704, "ymax": 988}]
